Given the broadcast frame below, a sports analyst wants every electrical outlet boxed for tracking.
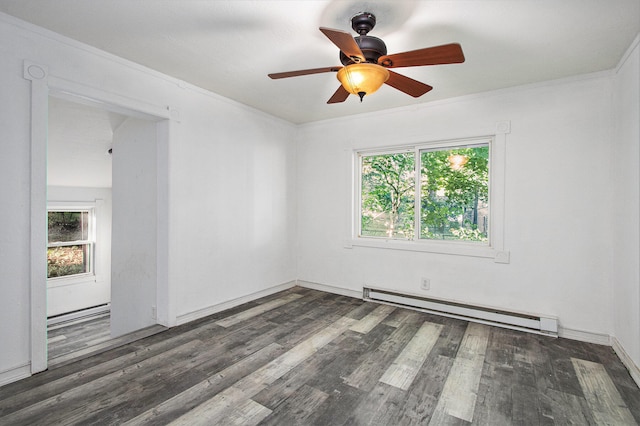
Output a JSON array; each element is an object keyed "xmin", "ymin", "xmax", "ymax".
[
  {"xmin": 420, "ymin": 278, "xmax": 430, "ymax": 290},
  {"xmin": 151, "ymin": 305, "xmax": 157, "ymax": 320}
]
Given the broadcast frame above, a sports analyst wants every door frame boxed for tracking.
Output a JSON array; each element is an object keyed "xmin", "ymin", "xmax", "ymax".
[{"xmin": 24, "ymin": 60, "xmax": 174, "ymax": 373}]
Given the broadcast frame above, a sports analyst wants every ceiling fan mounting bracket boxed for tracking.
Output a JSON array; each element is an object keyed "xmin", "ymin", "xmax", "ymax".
[{"xmin": 351, "ymin": 12, "xmax": 376, "ymax": 35}]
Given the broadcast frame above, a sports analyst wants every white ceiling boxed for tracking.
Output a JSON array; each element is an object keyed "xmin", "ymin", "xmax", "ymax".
[
  {"xmin": 2, "ymin": 0, "xmax": 639, "ymax": 124},
  {"xmin": 47, "ymin": 97, "xmax": 127, "ymax": 188}
]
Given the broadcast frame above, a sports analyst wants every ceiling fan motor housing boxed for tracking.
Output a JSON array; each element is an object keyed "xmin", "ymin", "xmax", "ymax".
[
  {"xmin": 340, "ymin": 36, "xmax": 387, "ymax": 65},
  {"xmin": 339, "ymin": 12, "xmax": 387, "ymax": 65}
]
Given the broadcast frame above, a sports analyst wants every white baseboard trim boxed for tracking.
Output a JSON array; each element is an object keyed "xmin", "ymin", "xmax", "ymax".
[
  {"xmin": 296, "ymin": 282, "xmax": 622, "ymax": 346},
  {"xmin": 612, "ymin": 337, "xmax": 640, "ymax": 388},
  {"xmin": 0, "ymin": 362, "xmax": 31, "ymax": 387},
  {"xmin": 557, "ymin": 326, "xmax": 612, "ymax": 345},
  {"xmin": 176, "ymin": 281, "xmax": 296, "ymax": 326},
  {"xmin": 296, "ymin": 280, "xmax": 362, "ymax": 299},
  {"xmin": 47, "ymin": 304, "xmax": 111, "ymax": 329}
]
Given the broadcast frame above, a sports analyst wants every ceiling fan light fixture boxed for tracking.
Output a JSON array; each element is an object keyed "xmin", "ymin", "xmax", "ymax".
[
  {"xmin": 268, "ymin": 13, "xmax": 464, "ymax": 105},
  {"xmin": 337, "ymin": 63, "xmax": 389, "ymax": 101}
]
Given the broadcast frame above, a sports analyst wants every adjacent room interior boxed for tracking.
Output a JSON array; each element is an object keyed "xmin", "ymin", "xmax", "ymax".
[
  {"xmin": 45, "ymin": 97, "xmax": 116, "ymax": 362},
  {"xmin": 45, "ymin": 96, "xmax": 168, "ymax": 364}
]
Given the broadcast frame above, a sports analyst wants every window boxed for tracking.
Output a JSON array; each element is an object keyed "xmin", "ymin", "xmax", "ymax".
[
  {"xmin": 356, "ymin": 137, "xmax": 496, "ymax": 254},
  {"xmin": 360, "ymin": 150, "xmax": 416, "ymax": 239},
  {"xmin": 420, "ymin": 144, "xmax": 489, "ymax": 242},
  {"xmin": 47, "ymin": 209, "xmax": 95, "ymax": 279}
]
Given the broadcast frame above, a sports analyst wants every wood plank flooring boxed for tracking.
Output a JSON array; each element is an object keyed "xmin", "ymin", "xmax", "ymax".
[
  {"xmin": 47, "ymin": 315, "xmax": 167, "ymax": 369},
  {"xmin": 1, "ymin": 287, "xmax": 639, "ymax": 425},
  {"xmin": 48, "ymin": 314, "xmax": 112, "ymax": 361}
]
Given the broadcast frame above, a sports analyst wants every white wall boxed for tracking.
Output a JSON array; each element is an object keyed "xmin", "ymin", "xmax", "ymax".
[
  {"xmin": 613, "ymin": 36, "xmax": 640, "ymax": 375},
  {"xmin": 169, "ymin": 89, "xmax": 298, "ymax": 321},
  {"xmin": 0, "ymin": 13, "xmax": 297, "ymax": 382},
  {"xmin": 1, "ymin": 18, "xmax": 40, "ymax": 381},
  {"xmin": 110, "ymin": 118, "xmax": 158, "ymax": 337},
  {"xmin": 47, "ymin": 186, "xmax": 112, "ymax": 317},
  {"xmin": 296, "ymin": 74, "xmax": 615, "ymax": 338}
]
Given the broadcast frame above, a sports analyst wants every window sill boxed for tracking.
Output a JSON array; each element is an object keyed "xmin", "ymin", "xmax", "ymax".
[
  {"xmin": 348, "ymin": 237, "xmax": 510, "ymax": 262},
  {"xmin": 47, "ymin": 273, "xmax": 97, "ymax": 288}
]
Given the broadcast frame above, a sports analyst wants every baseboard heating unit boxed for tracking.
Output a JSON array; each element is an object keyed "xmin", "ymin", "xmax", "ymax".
[{"xmin": 363, "ymin": 287, "xmax": 558, "ymax": 337}]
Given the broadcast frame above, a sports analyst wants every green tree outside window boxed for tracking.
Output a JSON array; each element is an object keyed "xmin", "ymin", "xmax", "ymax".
[
  {"xmin": 420, "ymin": 146, "xmax": 489, "ymax": 241},
  {"xmin": 359, "ymin": 143, "xmax": 489, "ymax": 243},
  {"xmin": 361, "ymin": 152, "xmax": 415, "ymax": 239}
]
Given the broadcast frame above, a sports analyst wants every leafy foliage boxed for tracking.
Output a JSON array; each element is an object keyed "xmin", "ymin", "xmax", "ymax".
[
  {"xmin": 361, "ymin": 152, "xmax": 415, "ymax": 239},
  {"xmin": 48, "ymin": 211, "xmax": 88, "ymax": 242},
  {"xmin": 47, "ymin": 246, "xmax": 88, "ymax": 278},
  {"xmin": 360, "ymin": 145, "xmax": 489, "ymax": 242},
  {"xmin": 47, "ymin": 211, "xmax": 90, "ymax": 278},
  {"xmin": 421, "ymin": 146, "xmax": 489, "ymax": 241}
]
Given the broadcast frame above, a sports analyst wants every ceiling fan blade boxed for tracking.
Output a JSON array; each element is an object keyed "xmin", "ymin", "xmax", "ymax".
[
  {"xmin": 327, "ymin": 85, "xmax": 350, "ymax": 104},
  {"xmin": 378, "ymin": 43, "xmax": 465, "ymax": 68},
  {"xmin": 385, "ymin": 71, "xmax": 433, "ymax": 98},
  {"xmin": 268, "ymin": 66, "xmax": 341, "ymax": 79},
  {"xmin": 319, "ymin": 27, "xmax": 365, "ymax": 62}
]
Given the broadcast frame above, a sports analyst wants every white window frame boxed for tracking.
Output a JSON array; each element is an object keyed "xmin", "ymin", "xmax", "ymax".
[
  {"xmin": 349, "ymin": 131, "xmax": 509, "ymax": 262},
  {"xmin": 47, "ymin": 202, "xmax": 97, "ymax": 286}
]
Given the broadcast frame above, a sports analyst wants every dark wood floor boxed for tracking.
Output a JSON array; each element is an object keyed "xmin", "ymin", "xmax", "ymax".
[
  {"xmin": 1, "ymin": 287, "xmax": 639, "ymax": 425},
  {"xmin": 46, "ymin": 313, "xmax": 166, "ymax": 369},
  {"xmin": 48, "ymin": 314, "xmax": 112, "ymax": 361}
]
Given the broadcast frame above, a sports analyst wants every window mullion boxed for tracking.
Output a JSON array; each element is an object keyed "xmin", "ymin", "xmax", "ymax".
[
  {"xmin": 47, "ymin": 240, "xmax": 91, "ymax": 248},
  {"xmin": 414, "ymin": 147, "xmax": 421, "ymax": 241},
  {"xmin": 355, "ymin": 153, "xmax": 363, "ymax": 238}
]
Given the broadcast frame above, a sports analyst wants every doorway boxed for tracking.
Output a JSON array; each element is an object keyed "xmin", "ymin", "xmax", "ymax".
[
  {"xmin": 45, "ymin": 96, "xmax": 122, "ymax": 363},
  {"xmin": 27, "ymin": 71, "xmax": 172, "ymax": 372}
]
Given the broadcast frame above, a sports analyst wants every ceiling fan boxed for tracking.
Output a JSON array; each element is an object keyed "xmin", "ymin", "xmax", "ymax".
[{"xmin": 268, "ymin": 12, "xmax": 465, "ymax": 104}]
